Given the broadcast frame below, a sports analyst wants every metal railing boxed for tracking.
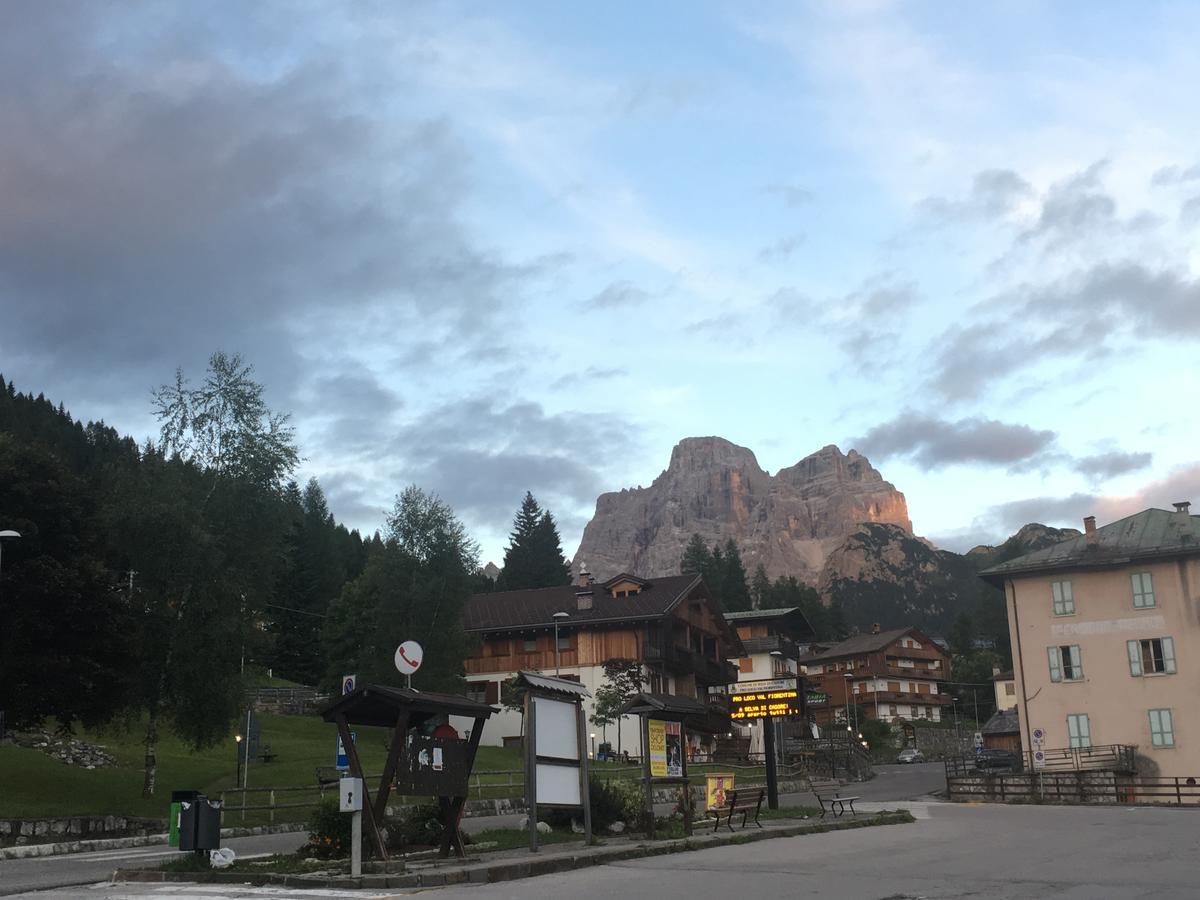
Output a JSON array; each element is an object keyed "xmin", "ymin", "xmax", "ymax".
[{"xmin": 944, "ymin": 744, "xmax": 1136, "ymax": 777}]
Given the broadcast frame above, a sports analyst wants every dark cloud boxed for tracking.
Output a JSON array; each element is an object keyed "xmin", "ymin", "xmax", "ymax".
[
  {"xmin": 1074, "ymin": 451, "xmax": 1153, "ymax": 480},
  {"xmin": 384, "ymin": 397, "xmax": 639, "ymax": 530},
  {"xmin": 920, "ymin": 168, "xmax": 1033, "ymax": 221},
  {"xmin": 584, "ymin": 280, "xmax": 650, "ymax": 310},
  {"xmin": 757, "ymin": 234, "xmax": 805, "ymax": 263},
  {"xmin": 1151, "ymin": 163, "xmax": 1200, "ymax": 187},
  {"xmin": 854, "ymin": 413, "xmax": 1056, "ymax": 470},
  {"xmin": 0, "ymin": 4, "xmax": 548, "ymax": 423},
  {"xmin": 763, "ymin": 183, "xmax": 814, "ymax": 208}
]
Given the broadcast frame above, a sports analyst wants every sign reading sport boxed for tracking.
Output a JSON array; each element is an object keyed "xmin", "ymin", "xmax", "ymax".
[{"xmin": 728, "ymin": 677, "xmax": 802, "ymax": 721}]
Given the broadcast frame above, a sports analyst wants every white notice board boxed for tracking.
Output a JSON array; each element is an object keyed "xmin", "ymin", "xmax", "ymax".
[
  {"xmin": 533, "ymin": 696, "xmax": 579, "ymax": 759},
  {"xmin": 535, "ymin": 762, "xmax": 582, "ymax": 805}
]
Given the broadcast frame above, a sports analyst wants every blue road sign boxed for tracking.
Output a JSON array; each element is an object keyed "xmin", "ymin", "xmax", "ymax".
[
  {"xmin": 336, "ymin": 731, "xmax": 357, "ymax": 771},
  {"xmin": 342, "ymin": 674, "xmax": 356, "ymax": 695}
]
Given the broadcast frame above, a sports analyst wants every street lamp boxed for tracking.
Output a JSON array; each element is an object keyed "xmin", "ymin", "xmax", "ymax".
[
  {"xmin": 590, "ymin": 732, "xmax": 596, "ymax": 759},
  {"xmin": 951, "ymin": 696, "xmax": 962, "ymax": 754},
  {"xmin": 552, "ymin": 612, "xmax": 570, "ymax": 675},
  {"xmin": 843, "ymin": 673, "xmax": 858, "ymax": 735},
  {"xmin": 235, "ymin": 734, "xmax": 244, "ymax": 788},
  {"xmin": 0, "ymin": 530, "xmax": 20, "ymax": 589}
]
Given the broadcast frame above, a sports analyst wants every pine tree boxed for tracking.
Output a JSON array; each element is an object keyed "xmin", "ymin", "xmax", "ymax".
[
  {"xmin": 497, "ymin": 493, "xmax": 571, "ymax": 590},
  {"xmin": 719, "ymin": 538, "xmax": 752, "ymax": 612},
  {"xmin": 750, "ymin": 564, "xmax": 772, "ymax": 610},
  {"xmin": 680, "ymin": 533, "xmax": 711, "ymax": 575}
]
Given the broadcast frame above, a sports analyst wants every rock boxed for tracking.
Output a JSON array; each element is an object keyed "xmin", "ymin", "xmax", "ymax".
[
  {"xmin": 536, "ymin": 821, "xmax": 551, "ymax": 834},
  {"xmin": 607, "ymin": 821, "xmax": 625, "ymax": 834},
  {"xmin": 570, "ymin": 819, "xmax": 584, "ymax": 834},
  {"xmin": 573, "ymin": 438, "xmax": 912, "ymax": 584}
]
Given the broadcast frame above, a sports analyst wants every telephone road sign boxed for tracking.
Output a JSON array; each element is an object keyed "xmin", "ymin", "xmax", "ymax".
[{"xmin": 394, "ymin": 640, "xmax": 424, "ymax": 676}]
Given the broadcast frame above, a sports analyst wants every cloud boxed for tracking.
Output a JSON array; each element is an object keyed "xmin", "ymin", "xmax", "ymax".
[
  {"xmin": 1182, "ymin": 196, "xmax": 1200, "ymax": 226},
  {"xmin": 549, "ymin": 366, "xmax": 627, "ymax": 391},
  {"xmin": 854, "ymin": 412, "xmax": 1056, "ymax": 470},
  {"xmin": 920, "ymin": 168, "xmax": 1033, "ymax": 222},
  {"xmin": 763, "ymin": 183, "xmax": 814, "ymax": 208},
  {"xmin": 583, "ymin": 280, "xmax": 651, "ymax": 310},
  {"xmin": 0, "ymin": 4, "xmax": 551, "ymax": 424},
  {"xmin": 1151, "ymin": 164, "xmax": 1200, "ymax": 187},
  {"xmin": 757, "ymin": 234, "xmax": 805, "ymax": 263},
  {"xmin": 1073, "ymin": 451, "xmax": 1153, "ymax": 480},
  {"xmin": 1019, "ymin": 161, "xmax": 1117, "ymax": 247}
]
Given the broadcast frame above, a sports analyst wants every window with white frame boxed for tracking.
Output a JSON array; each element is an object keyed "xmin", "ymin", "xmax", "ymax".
[
  {"xmin": 1066, "ymin": 713, "xmax": 1091, "ymax": 748},
  {"xmin": 1048, "ymin": 645, "xmax": 1083, "ymax": 682},
  {"xmin": 1131, "ymin": 572, "xmax": 1155, "ymax": 609},
  {"xmin": 522, "ymin": 637, "xmax": 537, "ymax": 652},
  {"xmin": 1128, "ymin": 638, "xmax": 1176, "ymax": 676},
  {"xmin": 1051, "ymin": 580, "xmax": 1075, "ymax": 616},
  {"xmin": 1149, "ymin": 709, "xmax": 1175, "ymax": 747}
]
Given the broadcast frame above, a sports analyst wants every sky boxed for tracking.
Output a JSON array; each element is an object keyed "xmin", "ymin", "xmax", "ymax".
[{"xmin": 2, "ymin": 0, "xmax": 1199, "ymax": 565}]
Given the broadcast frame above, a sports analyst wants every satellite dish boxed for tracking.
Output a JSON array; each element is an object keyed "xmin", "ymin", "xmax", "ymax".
[{"xmin": 394, "ymin": 640, "xmax": 424, "ymax": 676}]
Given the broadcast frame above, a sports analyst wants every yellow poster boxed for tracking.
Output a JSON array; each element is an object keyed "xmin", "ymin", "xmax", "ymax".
[
  {"xmin": 648, "ymin": 719, "xmax": 667, "ymax": 777},
  {"xmin": 706, "ymin": 773, "xmax": 735, "ymax": 810}
]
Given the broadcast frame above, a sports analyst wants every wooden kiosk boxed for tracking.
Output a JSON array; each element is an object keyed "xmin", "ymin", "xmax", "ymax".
[
  {"xmin": 320, "ymin": 684, "xmax": 497, "ymax": 862},
  {"xmin": 620, "ymin": 693, "xmax": 726, "ymax": 838}
]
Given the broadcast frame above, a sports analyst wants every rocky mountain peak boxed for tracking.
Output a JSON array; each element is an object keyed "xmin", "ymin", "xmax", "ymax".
[{"xmin": 573, "ymin": 437, "xmax": 912, "ymax": 583}]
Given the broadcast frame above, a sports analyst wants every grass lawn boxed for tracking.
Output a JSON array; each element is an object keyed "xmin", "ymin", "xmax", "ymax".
[{"xmin": 0, "ymin": 714, "xmax": 522, "ymax": 821}]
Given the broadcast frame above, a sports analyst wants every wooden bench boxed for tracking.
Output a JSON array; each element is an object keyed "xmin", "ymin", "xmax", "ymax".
[
  {"xmin": 810, "ymin": 779, "xmax": 860, "ymax": 818},
  {"xmin": 708, "ymin": 788, "xmax": 765, "ymax": 832}
]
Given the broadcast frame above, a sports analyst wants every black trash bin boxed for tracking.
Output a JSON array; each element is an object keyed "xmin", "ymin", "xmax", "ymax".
[{"xmin": 178, "ymin": 794, "xmax": 221, "ymax": 853}]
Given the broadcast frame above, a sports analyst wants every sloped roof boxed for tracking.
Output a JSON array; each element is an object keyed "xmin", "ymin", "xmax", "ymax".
[
  {"xmin": 321, "ymin": 684, "xmax": 497, "ymax": 727},
  {"xmin": 980, "ymin": 508, "xmax": 1200, "ymax": 584},
  {"xmin": 723, "ymin": 607, "xmax": 800, "ymax": 621},
  {"xmin": 797, "ymin": 627, "xmax": 936, "ymax": 664},
  {"xmin": 982, "ymin": 707, "xmax": 1020, "ymax": 735},
  {"xmin": 463, "ymin": 573, "xmax": 702, "ymax": 632},
  {"xmin": 513, "ymin": 670, "xmax": 591, "ymax": 699}
]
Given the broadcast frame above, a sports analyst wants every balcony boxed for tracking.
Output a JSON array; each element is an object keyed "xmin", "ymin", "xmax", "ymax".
[
  {"xmin": 740, "ymin": 635, "xmax": 799, "ymax": 659},
  {"xmin": 645, "ymin": 642, "xmax": 739, "ymax": 686}
]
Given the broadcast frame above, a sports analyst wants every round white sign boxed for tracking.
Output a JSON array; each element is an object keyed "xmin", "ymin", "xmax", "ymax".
[{"xmin": 394, "ymin": 640, "xmax": 424, "ymax": 676}]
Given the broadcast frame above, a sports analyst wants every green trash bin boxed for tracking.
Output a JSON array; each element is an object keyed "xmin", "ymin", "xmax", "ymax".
[{"xmin": 169, "ymin": 790, "xmax": 200, "ymax": 848}]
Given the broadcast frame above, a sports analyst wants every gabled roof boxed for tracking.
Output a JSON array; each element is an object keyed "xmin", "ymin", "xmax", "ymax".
[
  {"xmin": 513, "ymin": 670, "xmax": 591, "ymax": 699},
  {"xmin": 463, "ymin": 573, "xmax": 703, "ymax": 632},
  {"xmin": 797, "ymin": 627, "xmax": 940, "ymax": 664},
  {"xmin": 321, "ymin": 684, "xmax": 496, "ymax": 727},
  {"xmin": 724, "ymin": 606, "xmax": 816, "ymax": 640},
  {"xmin": 980, "ymin": 508, "xmax": 1200, "ymax": 584}
]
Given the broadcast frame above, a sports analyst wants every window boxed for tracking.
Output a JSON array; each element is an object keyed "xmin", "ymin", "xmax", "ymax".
[
  {"xmin": 557, "ymin": 634, "xmax": 571, "ymax": 651},
  {"xmin": 1052, "ymin": 580, "xmax": 1075, "ymax": 616},
  {"xmin": 522, "ymin": 637, "xmax": 537, "ymax": 652},
  {"xmin": 465, "ymin": 681, "xmax": 487, "ymax": 704},
  {"xmin": 1005, "ymin": 683, "xmax": 1016, "ymax": 696},
  {"xmin": 1132, "ymin": 572, "xmax": 1155, "ymax": 609},
  {"xmin": 738, "ymin": 657, "xmax": 754, "ymax": 673},
  {"xmin": 1149, "ymin": 709, "xmax": 1175, "ymax": 747},
  {"xmin": 1067, "ymin": 713, "xmax": 1091, "ymax": 748},
  {"xmin": 1128, "ymin": 638, "xmax": 1176, "ymax": 676},
  {"xmin": 1048, "ymin": 645, "xmax": 1083, "ymax": 682}
]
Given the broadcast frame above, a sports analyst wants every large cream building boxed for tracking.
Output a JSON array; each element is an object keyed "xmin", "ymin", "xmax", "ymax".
[{"xmin": 982, "ymin": 504, "xmax": 1200, "ymax": 776}]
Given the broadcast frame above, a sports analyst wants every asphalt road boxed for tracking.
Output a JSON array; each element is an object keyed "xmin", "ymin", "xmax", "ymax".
[
  {"xmin": 0, "ymin": 763, "xmax": 943, "ymax": 896},
  {"xmin": 14, "ymin": 800, "xmax": 1200, "ymax": 899}
]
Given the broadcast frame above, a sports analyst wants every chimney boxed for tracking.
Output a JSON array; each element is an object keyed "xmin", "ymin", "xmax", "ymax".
[
  {"xmin": 1173, "ymin": 501, "xmax": 1192, "ymax": 516},
  {"xmin": 576, "ymin": 591, "xmax": 593, "ymax": 611},
  {"xmin": 1084, "ymin": 516, "xmax": 1097, "ymax": 546},
  {"xmin": 577, "ymin": 563, "xmax": 591, "ymax": 588},
  {"xmin": 871, "ymin": 623, "xmax": 881, "ymax": 635}
]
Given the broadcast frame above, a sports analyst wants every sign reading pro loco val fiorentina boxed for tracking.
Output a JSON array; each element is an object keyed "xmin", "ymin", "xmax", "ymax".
[{"xmin": 728, "ymin": 677, "xmax": 802, "ymax": 721}]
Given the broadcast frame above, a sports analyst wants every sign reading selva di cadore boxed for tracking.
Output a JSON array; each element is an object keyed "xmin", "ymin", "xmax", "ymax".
[{"xmin": 728, "ymin": 677, "xmax": 803, "ymax": 721}]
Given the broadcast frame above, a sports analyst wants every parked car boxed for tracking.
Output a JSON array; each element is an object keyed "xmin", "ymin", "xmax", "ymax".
[
  {"xmin": 897, "ymin": 748, "xmax": 925, "ymax": 764},
  {"xmin": 974, "ymin": 748, "xmax": 1019, "ymax": 770}
]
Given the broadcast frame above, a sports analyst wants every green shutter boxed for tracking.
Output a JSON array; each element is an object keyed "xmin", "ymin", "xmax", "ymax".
[
  {"xmin": 1128, "ymin": 640, "xmax": 1143, "ymax": 676},
  {"xmin": 1048, "ymin": 647, "xmax": 1062, "ymax": 682},
  {"xmin": 1162, "ymin": 637, "xmax": 1176, "ymax": 674}
]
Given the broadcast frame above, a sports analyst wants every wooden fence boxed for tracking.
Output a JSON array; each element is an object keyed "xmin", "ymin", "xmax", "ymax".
[{"xmin": 946, "ymin": 772, "xmax": 1200, "ymax": 806}]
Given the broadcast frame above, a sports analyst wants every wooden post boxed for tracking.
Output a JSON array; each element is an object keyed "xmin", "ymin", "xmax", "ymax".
[
  {"xmin": 335, "ymin": 713, "xmax": 387, "ymax": 861},
  {"xmin": 373, "ymin": 710, "xmax": 409, "ymax": 823},
  {"xmin": 525, "ymin": 691, "xmax": 539, "ymax": 852},
  {"xmin": 576, "ymin": 700, "xmax": 593, "ymax": 845},
  {"xmin": 641, "ymin": 715, "xmax": 654, "ymax": 839}
]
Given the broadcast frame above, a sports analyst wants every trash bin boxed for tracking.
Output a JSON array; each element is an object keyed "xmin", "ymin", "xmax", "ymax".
[
  {"xmin": 598, "ymin": 742, "xmax": 612, "ymax": 762},
  {"xmin": 705, "ymin": 772, "xmax": 735, "ymax": 811},
  {"xmin": 178, "ymin": 795, "xmax": 222, "ymax": 852},
  {"xmin": 169, "ymin": 790, "xmax": 201, "ymax": 848}
]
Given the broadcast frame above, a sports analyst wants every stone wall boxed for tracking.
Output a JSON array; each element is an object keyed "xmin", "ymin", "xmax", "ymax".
[
  {"xmin": 947, "ymin": 771, "xmax": 1121, "ymax": 805},
  {"xmin": 0, "ymin": 815, "xmax": 164, "ymax": 847}
]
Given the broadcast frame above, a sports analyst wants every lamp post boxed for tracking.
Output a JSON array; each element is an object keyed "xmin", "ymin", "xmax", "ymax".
[
  {"xmin": 590, "ymin": 732, "xmax": 596, "ymax": 759},
  {"xmin": 235, "ymin": 734, "xmax": 243, "ymax": 789},
  {"xmin": 951, "ymin": 696, "xmax": 962, "ymax": 755},
  {"xmin": 843, "ymin": 673, "xmax": 858, "ymax": 734},
  {"xmin": 553, "ymin": 612, "xmax": 569, "ymax": 675},
  {"xmin": 0, "ymin": 530, "xmax": 20, "ymax": 592}
]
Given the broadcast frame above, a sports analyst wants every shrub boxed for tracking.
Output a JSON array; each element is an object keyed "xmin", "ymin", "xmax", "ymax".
[
  {"xmin": 384, "ymin": 804, "xmax": 444, "ymax": 853},
  {"xmin": 541, "ymin": 775, "xmax": 644, "ymax": 832},
  {"xmin": 299, "ymin": 799, "xmax": 352, "ymax": 859}
]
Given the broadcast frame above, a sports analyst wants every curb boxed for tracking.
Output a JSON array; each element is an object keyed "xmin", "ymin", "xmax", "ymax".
[
  {"xmin": 113, "ymin": 811, "xmax": 915, "ymax": 889},
  {"xmin": 0, "ymin": 822, "xmax": 306, "ymax": 860}
]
